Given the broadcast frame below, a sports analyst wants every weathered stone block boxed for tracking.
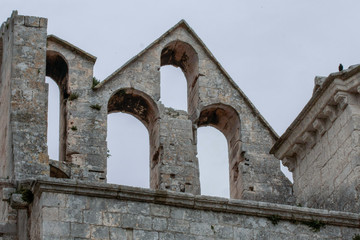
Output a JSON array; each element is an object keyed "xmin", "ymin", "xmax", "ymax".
[
  {"xmin": 109, "ymin": 227, "xmax": 127, "ymax": 239},
  {"xmin": 43, "ymin": 221, "xmax": 70, "ymax": 237},
  {"xmin": 9, "ymin": 194, "xmax": 28, "ymax": 209},
  {"xmin": 121, "ymin": 214, "xmax": 152, "ymax": 230},
  {"xmin": 133, "ymin": 230, "xmax": 158, "ymax": 240},
  {"xmin": 59, "ymin": 208, "xmax": 82, "ymax": 223},
  {"xmin": 167, "ymin": 219, "xmax": 190, "ymax": 233},
  {"xmin": 128, "ymin": 202, "xmax": 150, "ymax": 215},
  {"xmin": 42, "ymin": 207, "xmax": 58, "ymax": 221},
  {"xmin": 152, "ymin": 217, "xmax": 167, "ymax": 231},
  {"xmin": 103, "ymin": 212, "xmax": 121, "ymax": 227},
  {"xmin": 2, "ymin": 188, "xmax": 15, "ymax": 201},
  {"xmin": 83, "ymin": 210, "xmax": 102, "ymax": 225},
  {"xmin": 150, "ymin": 204, "xmax": 170, "ymax": 217},
  {"xmin": 90, "ymin": 226, "xmax": 109, "ymax": 240},
  {"xmin": 189, "ymin": 222, "xmax": 213, "ymax": 236},
  {"xmin": 70, "ymin": 223, "xmax": 91, "ymax": 238}
]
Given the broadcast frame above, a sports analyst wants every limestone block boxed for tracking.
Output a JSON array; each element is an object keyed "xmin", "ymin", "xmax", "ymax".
[
  {"xmin": 70, "ymin": 223, "xmax": 91, "ymax": 238},
  {"xmin": 9, "ymin": 194, "xmax": 28, "ymax": 209},
  {"xmin": 2, "ymin": 188, "xmax": 15, "ymax": 201}
]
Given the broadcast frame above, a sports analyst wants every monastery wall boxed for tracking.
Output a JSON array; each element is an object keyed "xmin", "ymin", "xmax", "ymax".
[
  {"xmin": 0, "ymin": 11, "xmax": 359, "ymax": 239},
  {"xmin": 25, "ymin": 179, "xmax": 360, "ymax": 240}
]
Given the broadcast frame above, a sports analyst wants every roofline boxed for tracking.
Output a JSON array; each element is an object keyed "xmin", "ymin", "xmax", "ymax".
[
  {"xmin": 270, "ymin": 64, "xmax": 360, "ymax": 154},
  {"xmin": 96, "ymin": 19, "xmax": 279, "ymax": 140},
  {"xmin": 96, "ymin": 20, "xmax": 188, "ymax": 88},
  {"xmin": 47, "ymin": 35, "xmax": 97, "ymax": 63}
]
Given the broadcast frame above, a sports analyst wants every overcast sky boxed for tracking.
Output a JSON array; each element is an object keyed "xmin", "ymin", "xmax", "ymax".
[{"xmin": 2, "ymin": 0, "xmax": 360, "ymax": 198}]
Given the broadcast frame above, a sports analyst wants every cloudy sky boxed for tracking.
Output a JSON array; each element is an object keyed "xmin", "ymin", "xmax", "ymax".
[{"xmin": 2, "ymin": 0, "xmax": 360, "ymax": 198}]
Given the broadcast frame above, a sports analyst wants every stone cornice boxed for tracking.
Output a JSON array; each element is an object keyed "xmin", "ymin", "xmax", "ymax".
[
  {"xmin": 271, "ymin": 65, "xmax": 360, "ymax": 167},
  {"xmin": 28, "ymin": 178, "xmax": 360, "ymax": 228}
]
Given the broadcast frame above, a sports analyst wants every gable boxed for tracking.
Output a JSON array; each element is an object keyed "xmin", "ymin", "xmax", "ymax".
[{"xmin": 96, "ymin": 20, "xmax": 278, "ymax": 140}]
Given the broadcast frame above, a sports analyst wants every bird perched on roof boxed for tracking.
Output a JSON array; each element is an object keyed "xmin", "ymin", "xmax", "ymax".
[{"xmin": 338, "ymin": 64, "xmax": 343, "ymax": 71}]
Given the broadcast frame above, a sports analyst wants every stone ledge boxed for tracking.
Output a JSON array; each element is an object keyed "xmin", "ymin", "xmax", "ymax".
[{"xmin": 28, "ymin": 177, "xmax": 360, "ymax": 228}]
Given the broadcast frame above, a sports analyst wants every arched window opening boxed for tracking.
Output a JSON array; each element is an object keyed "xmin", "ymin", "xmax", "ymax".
[
  {"xmin": 198, "ymin": 104, "xmax": 242, "ymax": 199},
  {"xmin": 46, "ymin": 51, "xmax": 68, "ymax": 162},
  {"xmin": 107, "ymin": 113, "xmax": 149, "ymax": 187},
  {"xmin": 197, "ymin": 127, "xmax": 229, "ymax": 197},
  {"xmin": 160, "ymin": 41, "xmax": 199, "ymax": 113},
  {"xmin": 46, "ymin": 77, "xmax": 60, "ymax": 160},
  {"xmin": 107, "ymin": 88, "xmax": 160, "ymax": 188},
  {"xmin": 160, "ymin": 65, "xmax": 187, "ymax": 111}
]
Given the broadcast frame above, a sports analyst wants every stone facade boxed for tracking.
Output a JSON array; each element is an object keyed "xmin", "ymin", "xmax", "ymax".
[
  {"xmin": 271, "ymin": 66, "xmax": 360, "ymax": 213},
  {"xmin": 0, "ymin": 11, "xmax": 359, "ymax": 239},
  {"xmin": 27, "ymin": 179, "xmax": 360, "ymax": 240}
]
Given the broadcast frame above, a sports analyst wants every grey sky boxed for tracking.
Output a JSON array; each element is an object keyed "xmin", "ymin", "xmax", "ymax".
[{"xmin": 2, "ymin": 0, "xmax": 360, "ymax": 197}]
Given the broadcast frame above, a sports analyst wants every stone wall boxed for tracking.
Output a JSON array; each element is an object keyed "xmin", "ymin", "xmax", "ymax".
[
  {"xmin": 0, "ymin": 12, "xmax": 50, "ymax": 180},
  {"xmin": 46, "ymin": 35, "xmax": 101, "ymax": 181},
  {"xmin": 27, "ymin": 179, "xmax": 360, "ymax": 240},
  {"xmin": 293, "ymin": 92, "xmax": 360, "ymax": 211},
  {"xmin": 1, "ymin": 12, "xmax": 292, "ymax": 201},
  {"xmin": 94, "ymin": 21, "xmax": 293, "ymax": 202},
  {"xmin": 272, "ymin": 67, "xmax": 360, "ymax": 213},
  {"xmin": 0, "ymin": 13, "xmax": 15, "ymax": 180},
  {"xmin": 2, "ymin": 11, "xmax": 360, "ymax": 240}
]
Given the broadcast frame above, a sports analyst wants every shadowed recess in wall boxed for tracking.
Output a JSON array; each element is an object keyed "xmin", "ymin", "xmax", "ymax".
[{"xmin": 108, "ymin": 89, "xmax": 158, "ymax": 129}]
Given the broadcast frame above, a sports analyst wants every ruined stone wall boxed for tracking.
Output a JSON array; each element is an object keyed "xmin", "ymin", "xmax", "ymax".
[
  {"xmin": 27, "ymin": 179, "xmax": 360, "ymax": 240},
  {"xmin": 2, "ymin": 13, "xmax": 49, "ymax": 180},
  {"xmin": 3, "ymin": 11, "xmax": 360, "ymax": 239},
  {"xmin": 94, "ymin": 23, "xmax": 293, "ymax": 202},
  {"xmin": 46, "ymin": 36, "xmax": 103, "ymax": 181},
  {"xmin": 157, "ymin": 106, "xmax": 200, "ymax": 193},
  {"xmin": 0, "ymin": 15, "xmax": 14, "ymax": 180}
]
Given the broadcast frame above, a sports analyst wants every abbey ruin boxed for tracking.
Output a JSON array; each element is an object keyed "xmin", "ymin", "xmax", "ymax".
[{"xmin": 0, "ymin": 11, "xmax": 359, "ymax": 239}]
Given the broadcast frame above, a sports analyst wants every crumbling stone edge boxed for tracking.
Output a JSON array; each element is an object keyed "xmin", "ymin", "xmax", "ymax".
[{"xmin": 25, "ymin": 177, "xmax": 360, "ymax": 228}]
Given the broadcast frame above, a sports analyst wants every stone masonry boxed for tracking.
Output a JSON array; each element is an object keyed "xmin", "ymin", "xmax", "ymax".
[
  {"xmin": 271, "ymin": 66, "xmax": 360, "ymax": 213},
  {"xmin": 0, "ymin": 11, "xmax": 359, "ymax": 239}
]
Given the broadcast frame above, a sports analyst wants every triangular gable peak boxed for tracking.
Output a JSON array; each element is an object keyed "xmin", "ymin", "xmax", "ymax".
[
  {"xmin": 96, "ymin": 20, "xmax": 278, "ymax": 140},
  {"xmin": 47, "ymin": 34, "xmax": 97, "ymax": 63},
  {"xmin": 95, "ymin": 20, "xmax": 292, "ymax": 203}
]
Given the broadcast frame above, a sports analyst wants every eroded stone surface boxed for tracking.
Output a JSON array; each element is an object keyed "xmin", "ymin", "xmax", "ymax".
[{"xmin": 1, "ymin": 11, "xmax": 360, "ymax": 239}]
